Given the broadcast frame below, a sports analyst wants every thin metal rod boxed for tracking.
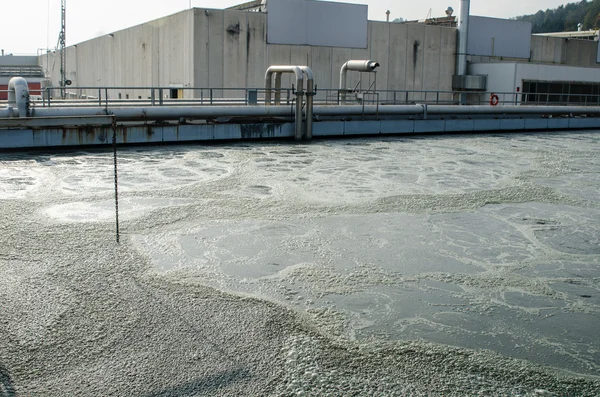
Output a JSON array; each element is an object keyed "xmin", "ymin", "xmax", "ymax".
[{"xmin": 112, "ymin": 125, "xmax": 120, "ymax": 244}]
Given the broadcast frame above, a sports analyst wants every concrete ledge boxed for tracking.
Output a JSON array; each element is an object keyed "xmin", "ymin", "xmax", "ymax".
[{"xmin": 2, "ymin": 117, "xmax": 599, "ymax": 150}]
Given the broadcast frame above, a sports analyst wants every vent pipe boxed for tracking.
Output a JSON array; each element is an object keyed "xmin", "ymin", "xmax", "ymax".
[
  {"xmin": 265, "ymin": 65, "xmax": 304, "ymax": 140},
  {"xmin": 8, "ymin": 77, "xmax": 30, "ymax": 118},
  {"xmin": 339, "ymin": 60, "xmax": 380, "ymax": 103},
  {"xmin": 456, "ymin": 0, "xmax": 470, "ymax": 77}
]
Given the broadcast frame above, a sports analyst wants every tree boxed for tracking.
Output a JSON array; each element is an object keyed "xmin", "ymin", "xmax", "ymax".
[{"xmin": 515, "ymin": 0, "xmax": 600, "ymax": 33}]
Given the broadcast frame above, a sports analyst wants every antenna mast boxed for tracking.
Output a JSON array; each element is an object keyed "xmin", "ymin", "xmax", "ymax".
[{"xmin": 57, "ymin": 0, "xmax": 66, "ymax": 98}]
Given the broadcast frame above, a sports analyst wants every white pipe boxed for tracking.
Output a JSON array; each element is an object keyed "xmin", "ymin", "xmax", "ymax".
[
  {"xmin": 265, "ymin": 66, "xmax": 304, "ymax": 140},
  {"xmin": 299, "ymin": 66, "xmax": 314, "ymax": 140},
  {"xmin": 456, "ymin": 0, "xmax": 470, "ymax": 76},
  {"xmin": 23, "ymin": 105, "xmax": 293, "ymax": 120},
  {"xmin": 1, "ymin": 104, "xmax": 595, "ymax": 122},
  {"xmin": 273, "ymin": 67, "xmax": 314, "ymax": 139},
  {"xmin": 8, "ymin": 77, "xmax": 30, "ymax": 118},
  {"xmin": 339, "ymin": 60, "xmax": 379, "ymax": 103}
]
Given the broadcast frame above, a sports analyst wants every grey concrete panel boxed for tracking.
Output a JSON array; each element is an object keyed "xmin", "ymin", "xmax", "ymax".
[
  {"xmin": 524, "ymin": 119, "xmax": 548, "ymax": 130},
  {"xmin": 566, "ymin": 40, "xmax": 581, "ymax": 66},
  {"xmin": 0, "ymin": 130, "xmax": 34, "ymax": 148},
  {"xmin": 290, "ymin": 46, "xmax": 312, "ymax": 70},
  {"xmin": 500, "ymin": 119, "xmax": 526, "ymax": 130},
  {"xmin": 246, "ymin": 12, "xmax": 268, "ymax": 88},
  {"xmin": 474, "ymin": 118, "xmax": 501, "ymax": 131},
  {"xmin": 547, "ymin": 118, "xmax": 570, "ymax": 130},
  {"xmin": 445, "ymin": 119, "xmax": 474, "ymax": 132},
  {"xmin": 423, "ymin": 26, "xmax": 442, "ymax": 92},
  {"xmin": 208, "ymin": 10, "xmax": 225, "ymax": 96},
  {"xmin": 178, "ymin": 125, "xmax": 216, "ymax": 141},
  {"xmin": 388, "ymin": 23, "xmax": 409, "ymax": 92},
  {"xmin": 351, "ymin": 21, "xmax": 370, "ymax": 61},
  {"xmin": 267, "ymin": 0, "xmax": 368, "ymax": 48},
  {"xmin": 380, "ymin": 120, "xmax": 415, "ymax": 134},
  {"xmin": 344, "ymin": 120, "xmax": 380, "ymax": 135},
  {"xmin": 439, "ymin": 27, "xmax": 457, "ymax": 93},
  {"xmin": 569, "ymin": 118, "xmax": 600, "ymax": 129},
  {"xmin": 332, "ymin": 47, "xmax": 353, "ymax": 89},
  {"xmin": 369, "ymin": 22, "xmax": 390, "ymax": 99},
  {"xmin": 224, "ymin": 11, "xmax": 249, "ymax": 89},
  {"xmin": 310, "ymin": 46, "xmax": 333, "ymax": 100},
  {"xmin": 468, "ymin": 17, "xmax": 531, "ymax": 59},
  {"xmin": 312, "ymin": 121, "xmax": 344, "ymax": 136},
  {"xmin": 211, "ymin": 124, "xmax": 242, "ymax": 140},
  {"xmin": 414, "ymin": 120, "xmax": 445, "ymax": 132},
  {"xmin": 530, "ymin": 36, "xmax": 546, "ymax": 63},
  {"xmin": 405, "ymin": 24, "xmax": 426, "ymax": 96},
  {"xmin": 267, "ymin": 44, "xmax": 293, "ymax": 87},
  {"xmin": 194, "ymin": 10, "xmax": 211, "ymax": 88}
]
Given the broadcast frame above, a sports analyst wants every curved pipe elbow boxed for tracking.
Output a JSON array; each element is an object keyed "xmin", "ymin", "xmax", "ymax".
[{"xmin": 8, "ymin": 77, "xmax": 30, "ymax": 118}]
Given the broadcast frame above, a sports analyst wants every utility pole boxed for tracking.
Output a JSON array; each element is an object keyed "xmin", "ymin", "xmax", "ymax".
[{"xmin": 57, "ymin": 0, "xmax": 67, "ymax": 99}]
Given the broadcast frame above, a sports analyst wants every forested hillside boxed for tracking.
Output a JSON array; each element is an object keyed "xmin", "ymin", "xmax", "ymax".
[{"xmin": 515, "ymin": 0, "xmax": 600, "ymax": 32}]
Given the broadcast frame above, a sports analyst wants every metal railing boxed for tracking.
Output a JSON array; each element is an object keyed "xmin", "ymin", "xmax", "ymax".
[{"xmin": 2, "ymin": 86, "xmax": 600, "ymax": 108}]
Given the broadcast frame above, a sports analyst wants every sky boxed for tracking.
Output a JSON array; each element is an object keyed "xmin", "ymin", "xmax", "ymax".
[{"xmin": 1, "ymin": 0, "xmax": 573, "ymax": 55}]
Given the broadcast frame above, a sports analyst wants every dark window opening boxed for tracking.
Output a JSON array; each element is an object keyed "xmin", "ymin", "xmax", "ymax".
[{"xmin": 522, "ymin": 80, "xmax": 600, "ymax": 105}]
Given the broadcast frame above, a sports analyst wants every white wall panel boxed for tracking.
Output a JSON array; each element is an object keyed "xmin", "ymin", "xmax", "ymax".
[
  {"xmin": 468, "ymin": 16, "xmax": 531, "ymax": 59},
  {"xmin": 267, "ymin": 0, "xmax": 367, "ymax": 48}
]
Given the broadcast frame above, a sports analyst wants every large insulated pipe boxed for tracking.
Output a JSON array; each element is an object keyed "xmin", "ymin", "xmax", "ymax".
[
  {"xmin": 17, "ymin": 105, "xmax": 294, "ymax": 120},
  {"xmin": 274, "ymin": 73, "xmax": 282, "ymax": 105},
  {"xmin": 3, "ymin": 104, "xmax": 597, "ymax": 121},
  {"xmin": 339, "ymin": 60, "xmax": 380, "ymax": 103},
  {"xmin": 7, "ymin": 77, "xmax": 30, "ymax": 118},
  {"xmin": 265, "ymin": 66, "xmax": 304, "ymax": 140},
  {"xmin": 273, "ymin": 67, "xmax": 314, "ymax": 139},
  {"xmin": 456, "ymin": 0, "xmax": 470, "ymax": 77},
  {"xmin": 299, "ymin": 66, "xmax": 314, "ymax": 140}
]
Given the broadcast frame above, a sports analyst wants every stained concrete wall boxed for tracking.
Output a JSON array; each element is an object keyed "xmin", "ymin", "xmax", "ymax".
[
  {"xmin": 40, "ymin": 8, "xmax": 456, "ymax": 102},
  {"xmin": 44, "ymin": 10, "xmax": 194, "ymax": 100}
]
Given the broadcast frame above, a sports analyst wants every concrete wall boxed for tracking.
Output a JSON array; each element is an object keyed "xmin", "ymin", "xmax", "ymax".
[
  {"xmin": 40, "ymin": 8, "xmax": 456, "ymax": 102},
  {"xmin": 44, "ymin": 10, "xmax": 194, "ymax": 100},
  {"xmin": 470, "ymin": 36, "xmax": 600, "ymax": 69}
]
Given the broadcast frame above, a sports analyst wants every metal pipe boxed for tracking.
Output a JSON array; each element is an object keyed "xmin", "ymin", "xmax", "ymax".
[
  {"xmin": 456, "ymin": 0, "xmax": 470, "ymax": 77},
  {"xmin": 4, "ymin": 104, "xmax": 599, "ymax": 122},
  {"xmin": 265, "ymin": 66, "xmax": 304, "ymax": 140},
  {"xmin": 19, "ymin": 105, "xmax": 294, "ymax": 120},
  {"xmin": 312, "ymin": 104, "xmax": 600, "ymax": 117},
  {"xmin": 456, "ymin": 0, "xmax": 470, "ymax": 105},
  {"xmin": 339, "ymin": 60, "xmax": 379, "ymax": 103},
  {"xmin": 299, "ymin": 66, "xmax": 314, "ymax": 140},
  {"xmin": 274, "ymin": 73, "xmax": 282, "ymax": 105},
  {"xmin": 7, "ymin": 77, "xmax": 30, "ymax": 117}
]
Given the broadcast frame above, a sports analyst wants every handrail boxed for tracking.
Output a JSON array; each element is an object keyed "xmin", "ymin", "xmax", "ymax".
[{"xmin": 3, "ymin": 86, "xmax": 600, "ymax": 108}]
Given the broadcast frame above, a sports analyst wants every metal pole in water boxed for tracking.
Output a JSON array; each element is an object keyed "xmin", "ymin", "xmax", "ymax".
[{"xmin": 112, "ymin": 121, "xmax": 120, "ymax": 243}]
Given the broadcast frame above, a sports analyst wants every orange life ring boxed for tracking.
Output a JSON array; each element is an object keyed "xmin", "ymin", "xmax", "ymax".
[{"xmin": 490, "ymin": 94, "xmax": 499, "ymax": 106}]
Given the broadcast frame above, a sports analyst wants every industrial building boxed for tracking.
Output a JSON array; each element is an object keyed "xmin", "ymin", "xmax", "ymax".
[
  {"xmin": 0, "ymin": 56, "xmax": 44, "ymax": 101},
  {"xmin": 1, "ymin": 0, "xmax": 600, "ymax": 105}
]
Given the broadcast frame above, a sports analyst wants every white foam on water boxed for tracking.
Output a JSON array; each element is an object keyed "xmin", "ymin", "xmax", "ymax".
[{"xmin": 2, "ymin": 133, "xmax": 600, "ymax": 395}]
